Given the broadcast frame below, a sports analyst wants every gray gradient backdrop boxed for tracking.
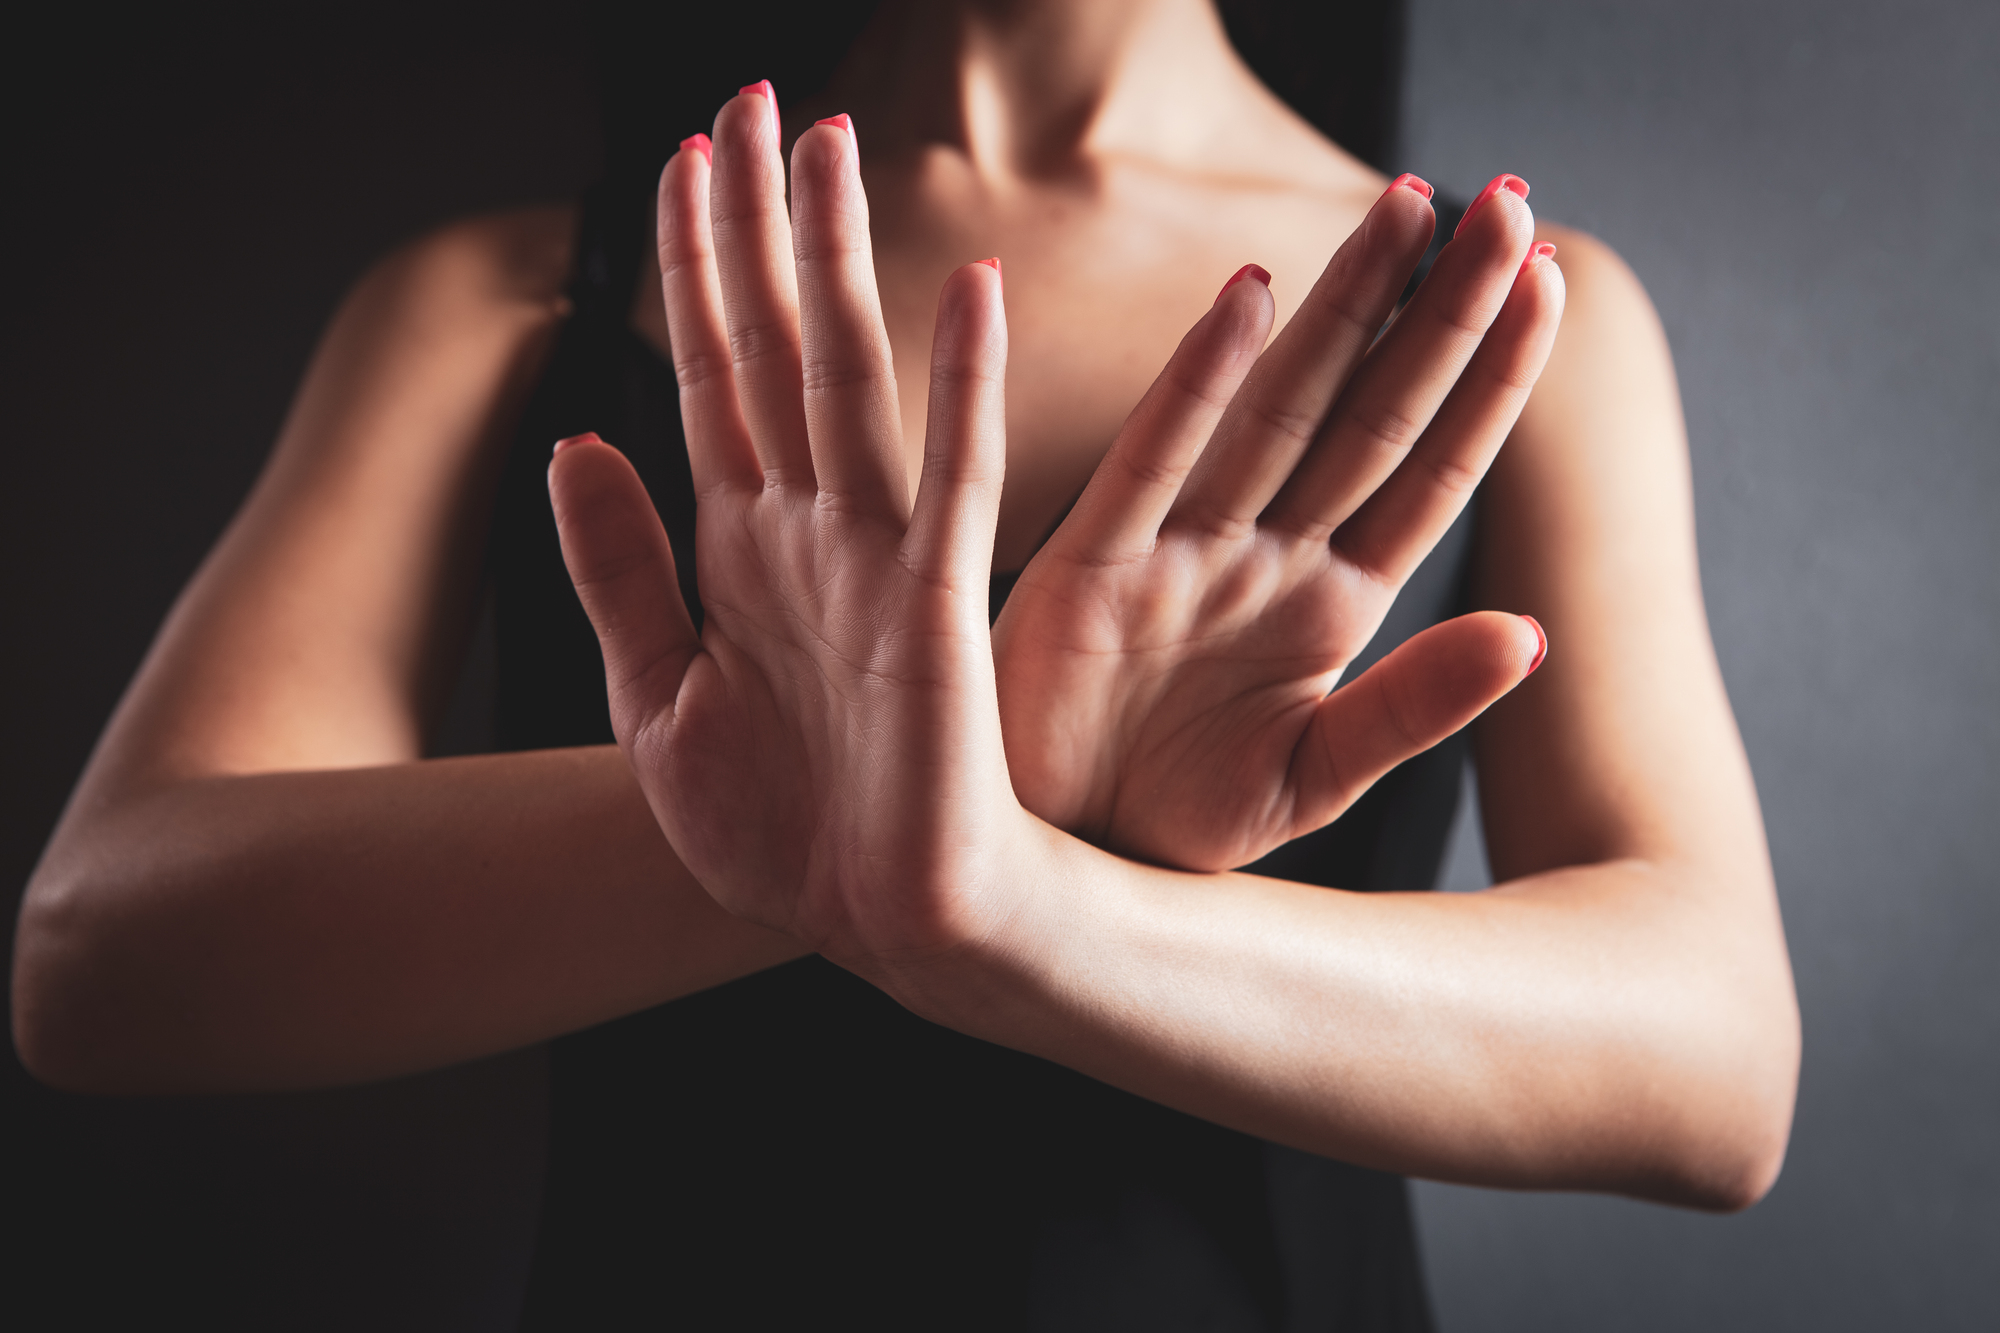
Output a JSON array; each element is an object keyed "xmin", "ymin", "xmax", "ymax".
[{"xmin": 1411, "ymin": 2, "xmax": 1999, "ymax": 1328}]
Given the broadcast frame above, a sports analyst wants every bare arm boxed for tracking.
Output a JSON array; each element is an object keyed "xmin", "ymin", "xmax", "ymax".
[
  {"xmin": 926, "ymin": 231, "xmax": 1796, "ymax": 1212},
  {"xmin": 12, "ymin": 207, "xmax": 800, "ymax": 1094},
  {"xmin": 575, "ymin": 103, "xmax": 1796, "ymax": 1217}
]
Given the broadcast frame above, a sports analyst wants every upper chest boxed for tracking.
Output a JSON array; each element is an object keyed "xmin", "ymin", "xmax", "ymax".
[{"xmin": 635, "ymin": 156, "xmax": 1375, "ymax": 567}]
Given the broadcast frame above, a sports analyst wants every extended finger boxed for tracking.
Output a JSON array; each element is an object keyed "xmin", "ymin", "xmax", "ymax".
[
  {"xmin": 1287, "ymin": 611, "xmax": 1545, "ymax": 837},
  {"xmin": 905, "ymin": 261, "xmax": 1008, "ymax": 597},
  {"xmin": 1173, "ymin": 177, "xmax": 1436, "ymax": 531},
  {"xmin": 1334, "ymin": 244, "xmax": 1566, "ymax": 582},
  {"xmin": 549, "ymin": 435, "xmax": 703, "ymax": 738},
  {"xmin": 658, "ymin": 135, "xmax": 762, "ymax": 494},
  {"xmin": 789, "ymin": 115, "xmax": 909, "ymax": 518},
  {"xmin": 1263, "ymin": 175, "xmax": 1536, "ymax": 540},
  {"xmin": 710, "ymin": 82, "xmax": 815, "ymax": 484},
  {"xmin": 1047, "ymin": 268, "xmax": 1274, "ymax": 562}
]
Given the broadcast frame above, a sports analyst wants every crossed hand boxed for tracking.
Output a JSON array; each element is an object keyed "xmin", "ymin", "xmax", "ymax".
[{"xmin": 549, "ymin": 86, "xmax": 1562, "ymax": 976}]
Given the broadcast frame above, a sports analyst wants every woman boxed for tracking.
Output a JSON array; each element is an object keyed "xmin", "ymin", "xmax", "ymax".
[{"xmin": 13, "ymin": 1, "xmax": 1798, "ymax": 1326}]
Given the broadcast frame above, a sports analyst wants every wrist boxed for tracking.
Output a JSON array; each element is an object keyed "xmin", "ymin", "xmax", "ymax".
[
  {"xmin": 866, "ymin": 816, "xmax": 1145, "ymax": 1069},
  {"xmin": 843, "ymin": 813, "xmax": 1084, "ymax": 1043}
]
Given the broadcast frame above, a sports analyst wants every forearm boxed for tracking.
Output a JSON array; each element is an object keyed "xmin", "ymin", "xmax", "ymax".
[
  {"xmin": 14, "ymin": 746, "xmax": 803, "ymax": 1094},
  {"xmin": 896, "ymin": 821, "xmax": 1795, "ymax": 1211}
]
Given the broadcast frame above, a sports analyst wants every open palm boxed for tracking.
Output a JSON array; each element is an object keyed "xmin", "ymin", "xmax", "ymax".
[
  {"xmin": 995, "ymin": 175, "xmax": 1563, "ymax": 872},
  {"xmin": 550, "ymin": 95, "xmax": 1023, "ymax": 966}
]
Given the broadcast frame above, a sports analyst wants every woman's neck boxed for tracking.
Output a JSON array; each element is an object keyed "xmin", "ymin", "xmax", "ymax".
[{"xmin": 820, "ymin": 0, "xmax": 1277, "ymax": 182}]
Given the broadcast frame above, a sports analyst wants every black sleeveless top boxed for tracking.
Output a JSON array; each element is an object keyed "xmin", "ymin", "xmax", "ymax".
[{"xmin": 495, "ymin": 190, "xmax": 1472, "ymax": 1331}]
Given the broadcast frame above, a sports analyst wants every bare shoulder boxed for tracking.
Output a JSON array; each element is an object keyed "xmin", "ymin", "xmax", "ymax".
[
  {"xmin": 1523, "ymin": 223, "xmax": 1682, "ymax": 443},
  {"xmin": 346, "ymin": 203, "xmax": 581, "ymax": 327},
  {"xmin": 1497, "ymin": 222, "xmax": 1691, "ymax": 527},
  {"xmin": 268, "ymin": 202, "xmax": 583, "ymax": 485}
]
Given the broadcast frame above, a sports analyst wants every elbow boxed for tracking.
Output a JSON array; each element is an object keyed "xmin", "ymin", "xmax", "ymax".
[
  {"xmin": 12, "ymin": 909, "xmax": 98, "ymax": 1094},
  {"xmin": 12, "ymin": 962, "xmax": 100, "ymax": 1095},
  {"xmin": 11, "ymin": 977, "xmax": 93, "ymax": 1095},
  {"xmin": 1661, "ymin": 987, "xmax": 1802, "ymax": 1214},
  {"xmin": 12, "ymin": 870, "xmax": 151, "ymax": 1096},
  {"xmin": 1678, "ymin": 1093, "xmax": 1794, "ymax": 1214}
]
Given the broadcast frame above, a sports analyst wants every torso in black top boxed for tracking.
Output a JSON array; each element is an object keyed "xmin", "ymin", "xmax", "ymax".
[{"xmin": 495, "ymin": 190, "xmax": 1471, "ymax": 1331}]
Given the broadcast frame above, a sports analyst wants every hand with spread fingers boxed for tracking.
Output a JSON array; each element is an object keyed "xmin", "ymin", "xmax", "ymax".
[
  {"xmin": 551, "ymin": 84, "xmax": 1563, "ymax": 962},
  {"xmin": 548, "ymin": 90, "xmax": 1023, "ymax": 970},
  {"xmin": 994, "ymin": 173, "xmax": 1564, "ymax": 872}
]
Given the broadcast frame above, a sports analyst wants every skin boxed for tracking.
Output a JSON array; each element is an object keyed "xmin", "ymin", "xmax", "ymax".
[{"xmin": 13, "ymin": 0, "xmax": 1796, "ymax": 1211}]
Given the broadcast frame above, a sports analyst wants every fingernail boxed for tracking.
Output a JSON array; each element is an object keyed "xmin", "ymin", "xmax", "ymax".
[
  {"xmin": 814, "ymin": 112, "xmax": 855, "ymax": 149},
  {"xmin": 553, "ymin": 431, "xmax": 603, "ymax": 456},
  {"xmin": 1215, "ymin": 262, "xmax": 1271, "ymax": 303},
  {"xmin": 1383, "ymin": 172, "xmax": 1435, "ymax": 201},
  {"xmin": 976, "ymin": 256, "xmax": 1001, "ymax": 274},
  {"xmin": 1519, "ymin": 241, "xmax": 1557, "ymax": 274},
  {"xmin": 1520, "ymin": 615, "xmax": 1548, "ymax": 676},
  {"xmin": 1454, "ymin": 173, "xmax": 1531, "ymax": 240},
  {"xmin": 680, "ymin": 133, "xmax": 712, "ymax": 165},
  {"xmin": 738, "ymin": 79, "xmax": 780, "ymax": 141}
]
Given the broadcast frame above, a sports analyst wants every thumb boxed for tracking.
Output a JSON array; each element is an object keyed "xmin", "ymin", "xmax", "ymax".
[
  {"xmin": 1290, "ymin": 611, "xmax": 1545, "ymax": 835},
  {"xmin": 548, "ymin": 434, "xmax": 702, "ymax": 738}
]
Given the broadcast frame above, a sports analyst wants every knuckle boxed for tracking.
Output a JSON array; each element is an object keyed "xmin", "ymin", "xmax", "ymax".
[
  {"xmin": 1112, "ymin": 444, "xmax": 1190, "ymax": 493},
  {"xmin": 1419, "ymin": 451, "xmax": 1484, "ymax": 498},
  {"xmin": 727, "ymin": 318, "xmax": 800, "ymax": 369},
  {"xmin": 800, "ymin": 357, "xmax": 882, "ymax": 395},
  {"xmin": 1161, "ymin": 360, "xmax": 1239, "ymax": 414},
  {"xmin": 1171, "ymin": 499, "xmax": 1259, "ymax": 543},
  {"xmin": 673, "ymin": 347, "xmax": 733, "ymax": 392},
  {"xmin": 1346, "ymin": 395, "xmax": 1425, "ymax": 456},
  {"xmin": 1377, "ymin": 664, "xmax": 1427, "ymax": 750},
  {"xmin": 1245, "ymin": 395, "xmax": 1321, "ymax": 449},
  {"xmin": 1423, "ymin": 297, "xmax": 1494, "ymax": 343},
  {"xmin": 792, "ymin": 225, "xmax": 871, "ymax": 268},
  {"xmin": 570, "ymin": 545, "xmax": 659, "ymax": 595},
  {"xmin": 1322, "ymin": 291, "xmax": 1382, "ymax": 348},
  {"xmin": 927, "ymin": 360, "xmax": 1005, "ymax": 395},
  {"xmin": 1483, "ymin": 352, "xmax": 1543, "ymax": 396}
]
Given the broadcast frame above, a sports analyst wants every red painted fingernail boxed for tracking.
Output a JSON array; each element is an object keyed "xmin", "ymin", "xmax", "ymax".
[
  {"xmin": 1520, "ymin": 615, "xmax": 1548, "ymax": 676},
  {"xmin": 553, "ymin": 431, "xmax": 603, "ymax": 456},
  {"xmin": 739, "ymin": 79, "xmax": 780, "ymax": 140},
  {"xmin": 1215, "ymin": 263, "xmax": 1271, "ymax": 303},
  {"xmin": 1383, "ymin": 172, "xmax": 1435, "ymax": 201},
  {"xmin": 1454, "ymin": 173, "xmax": 1531, "ymax": 240},
  {"xmin": 680, "ymin": 133, "xmax": 712, "ymax": 164},
  {"xmin": 1519, "ymin": 241, "xmax": 1557, "ymax": 274},
  {"xmin": 976, "ymin": 256, "xmax": 1001, "ymax": 273},
  {"xmin": 814, "ymin": 112, "xmax": 855, "ymax": 148}
]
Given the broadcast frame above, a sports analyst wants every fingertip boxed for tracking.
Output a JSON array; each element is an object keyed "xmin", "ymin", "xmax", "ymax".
[
  {"xmin": 795, "ymin": 114, "xmax": 857, "ymax": 179},
  {"xmin": 1383, "ymin": 172, "xmax": 1435, "ymax": 202},
  {"xmin": 1215, "ymin": 262, "xmax": 1271, "ymax": 304},
  {"xmin": 679, "ymin": 133, "xmax": 713, "ymax": 166},
  {"xmin": 1198, "ymin": 267, "xmax": 1275, "ymax": 369},
  {"xmin": 1454, "ymin": 173, "xmax": 1532, "ymax": 240},
  {"xmin": 1499, "ymin": 238, "xmax": 1567, "ymax": 331},
  {"xmin": 1518, "ymin": 241, "xmax": 1558, "ymax": 277},
  {"xmin": 548, "ymin": 433, "xmax": 634, "ymax": 536},
  {"xmin": 715, "ymin": 81, "xmax": 781, "ymax": 155},
  {"xmin": 924, "ymin": 261, "xmax": 1009, "ymax": 389},
  {"xmin": 1519, "ymin": 614, "xmax": 1548, "ymax": 677},
  {"xmin": 737, "ymin": 78, "xmax": 781, "ymax": 140},
  {"xmin": 941, "ymin": 257, "xmax": 1007, "ymax": 322}
]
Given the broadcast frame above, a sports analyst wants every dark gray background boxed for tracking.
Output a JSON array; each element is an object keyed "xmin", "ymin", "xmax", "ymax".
[
  {"xmin": 1413, "ymin": 2, "xmax": 1999, "ymax": 1328},
  {"xmin": 2, "ymin": 1, "xmax": 1993, "ymax": 1327}
]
